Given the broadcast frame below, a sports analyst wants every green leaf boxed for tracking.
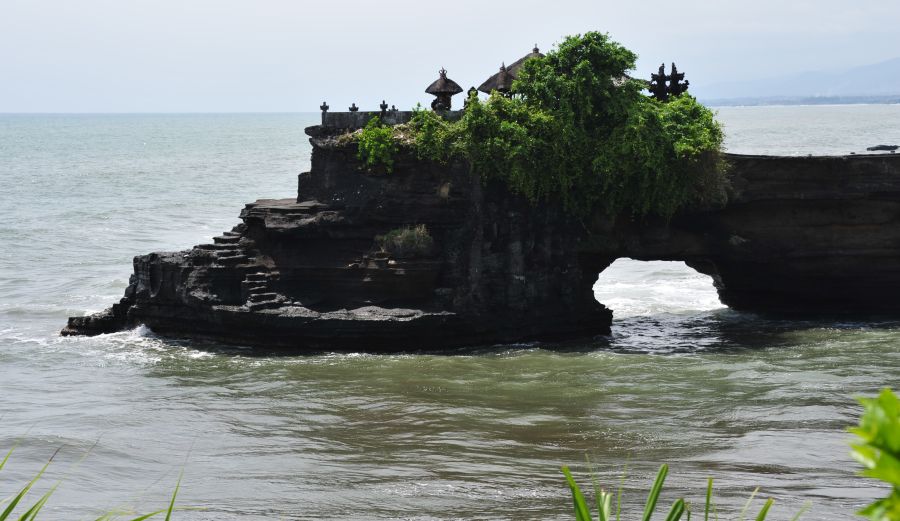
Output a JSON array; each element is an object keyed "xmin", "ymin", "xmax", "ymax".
[
  {"xmin": 165, "ymin": 471, "xmax": 182, "ymax": 521},
  {"xmin": 642, "ymin": 464, "xmax": 669, "ymax": 521},
  {"xmin": 851, "ymin": 388, "xmax": 900, "ymax": 518},
  {"xmin": 704, "ymin": 478, "xmax": 713, "ymax": 521},
  {"xmin": 754, "ymin": 498, "xmax": 774, "ymax": 521},
  {"xmin": 737, "ymin": 487, "xmax": 759, "ymax": 521},
  {"xmin": 562, "ymin": 466, "xmax": 593, "ymax": 521},
  {"xmin": 16, "ymin": 485, "xmax": 56, "ymax": 521},
  {"xmin": 0, "ymin": 446, "xmax": 14, "ymax": 472},
  {"xmin": 125, "ymin": 509, "xmax": 166, "ymax": 521},
  {"xmin": 0, "ymin": 449, "xmax": 58, "ymax": 521},
  {"xmin": 788, "ymin": 502, "xmax": 810, "ymax": 521},
  {"xmin": 664, "ymin": 498, "xmax": 686, "ymax": 521}
]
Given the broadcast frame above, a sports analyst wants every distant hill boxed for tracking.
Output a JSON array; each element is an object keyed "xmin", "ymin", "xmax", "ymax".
[{"xmin": 695, "ymin": 57, "xmax": 900, "ymax": 105}]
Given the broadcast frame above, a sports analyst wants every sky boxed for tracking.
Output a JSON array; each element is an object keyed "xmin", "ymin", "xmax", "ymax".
[{"xmin": 1, "ymin": 0, "xmax": 898, "ymax": 112}]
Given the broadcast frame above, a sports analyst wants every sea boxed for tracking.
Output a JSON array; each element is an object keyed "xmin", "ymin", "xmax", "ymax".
[{"xmin": 1, "ymin": 104, "xmax": 899, "ymax": 520}]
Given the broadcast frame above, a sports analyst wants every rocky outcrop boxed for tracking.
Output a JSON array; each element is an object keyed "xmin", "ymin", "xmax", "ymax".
[
  {"xmin": 62, "ymin": 127, "xmax": 900, "ymax": 349},
  {"xmin": 63, "ymin": 126, "xmax": 609, "ymax": 350},
  {"xmin": 586, "ymin": 153, "xmax": 900, "ymax": 313}
]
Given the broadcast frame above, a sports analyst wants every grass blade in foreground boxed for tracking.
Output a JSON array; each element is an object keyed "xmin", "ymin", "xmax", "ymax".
[
  {"xmin": 642, "ymin": 464, "xmax": 669, "ymax": 521},
  {"xmin": 0, "ymin": 448, "xmax": 58, "ymax": 521},
  {"xmin": 559, "ymin": 464, "xmax": 808, "ymax": 521},
  {"xmin": 737, "ymin": 487, "xmax": 759, "ymax": 521},
  {"xmin": 754, "ymin": 498, "xmax": 773, "ymax": 521},
  {"xmin": 664, "ymin": 498, "xmax": 686, "ymax": 521},
  {"xmin": 0, "ymin": 446, "xmax": 15, "ymax": 471},
  {"xmin": 2, "ymin": 445, "xmax": 186, "ymax": 521},
  {"xmin": 164, "ymin": 471, "xmax": 182, "ymax": 521},
  {"xmin": 561, "ymin": 466, "xmax": 593, "ymax": 521}
]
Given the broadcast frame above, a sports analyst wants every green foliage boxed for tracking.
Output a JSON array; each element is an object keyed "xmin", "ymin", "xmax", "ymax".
[
  {"xmin": 411, "ymin": 32, "xmax": 726, "ymax": 219},
  {"xmin": 357, "ymin": 116, "xmax": 398, "ymax": 173},
  {"xmin": 851, "ymin": 388, "xmax": 900, "ymax": 520},
  {"xmin": 376, "ymin": 224, "xmax": 434, "ymax": 259},
  {"xmin": 561, "ymin": 464, "xmax": 803, "ymax": 521}
]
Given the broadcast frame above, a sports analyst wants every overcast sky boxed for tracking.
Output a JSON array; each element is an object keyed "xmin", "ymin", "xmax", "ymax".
[{"xmin": 1, "ymin": 0, "xmax": 897, "ymax": 112}]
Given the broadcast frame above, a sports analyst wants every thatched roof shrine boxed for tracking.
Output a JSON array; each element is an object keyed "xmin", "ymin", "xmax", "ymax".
[{"xmin": 477, "ymin": 63, "xmax": 514, "ymax": 95}]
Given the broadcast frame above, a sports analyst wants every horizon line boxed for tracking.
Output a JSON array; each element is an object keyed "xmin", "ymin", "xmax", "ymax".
[{"xmin": 0, "ymin": 111, "xmax": 324, "ymax": 115}]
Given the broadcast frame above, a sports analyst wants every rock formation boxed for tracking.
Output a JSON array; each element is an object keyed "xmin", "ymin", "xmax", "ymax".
[
  {"xmin": 62, "ymin": 124, "xmax": 609, "ymax": 350},
  {"xmin": 587, "ymin": 153, "xmax": 900, "ymax": 313},
  {"xmin": 62, "ymin": 124, "xmax": 900, "ymax": 349}
]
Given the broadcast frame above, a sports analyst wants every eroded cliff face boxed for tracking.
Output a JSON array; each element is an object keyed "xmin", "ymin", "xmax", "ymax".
[
  {"xmin": 62, "ymin": 126, "xmax": 610, "ymax": 349},
  {"xmin": 62, "ymin": 127, "xmax": 900, "ymax": 349},
  {"xmin": 587, "ymin": 153, "xmax": 900, "ymax": 313}
]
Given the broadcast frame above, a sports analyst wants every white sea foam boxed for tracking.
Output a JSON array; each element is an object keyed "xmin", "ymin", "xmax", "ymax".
[{"xmin": 595, "ymin": 259, "xmax": 725, "ymax": 318}]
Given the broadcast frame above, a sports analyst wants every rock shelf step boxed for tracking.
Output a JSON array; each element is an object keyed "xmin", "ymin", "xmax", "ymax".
[
  {"xmin": 217, "ymin": 255, "xmax": 249, "ymax": 266},
  {"xmin": 196, "ymin": 243, "xmax": 240, "ymax": 251},
  {"xmin": 248, "ymin": 293, "xmax": 279, "ymax": 303},
  {"xmin": 213, "ymin": 235, "xmax": 241, "ymax": 245},
  {"xmin": 247, "ymin": 301, "xmax": 282, "ymax": 311}
]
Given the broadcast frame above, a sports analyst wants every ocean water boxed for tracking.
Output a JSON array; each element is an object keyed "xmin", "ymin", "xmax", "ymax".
[{"xmin": 1, "ymin": 106, "xmax": 899, "ymax": 520}]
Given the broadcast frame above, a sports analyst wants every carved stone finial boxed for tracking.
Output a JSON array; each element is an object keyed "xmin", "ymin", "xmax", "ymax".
[
  {"xmin": 391, "ymin": 105, "xmax": 398, "ymax": 112},
  {"xmin": 668, "ymin": 62, "xmax": 689, "ymax": 97},
  {"xmin": 380, "ymin": 100, "xmax": 388, "ymax": 113},
  {"xmin": 349, "ymin": 103, "xmax": 359, "ymax": 112},
  {"xmin": 533, "ymin": 44, "xmax": 539, "ymax": 53},
  {"xmin": 649, "ymin": 63, "xmax": 669, "ymax": 101},
  {"xmin": 648, "ymin": 62, "xmax": 688, "ymax": 101},
  {"xmin": 320, "ymin": 101, "xmax": 329, "ymax": 113}
]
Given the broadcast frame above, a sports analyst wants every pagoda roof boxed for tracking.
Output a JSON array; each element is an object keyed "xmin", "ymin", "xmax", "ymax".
[
  {"xmin": 477, "ymin": 45, "xmax": 545, "ymax": 95},
  {"xmin": 506, "ymin": 45, "xmax": 544, "ymax": 76},
  {"xmin": 425, "ymin": 68, "xmax": 463, "ymax": 95},
  {"xmin": 477, "ymin": 63, "xmax": 514, "ymax": 94}
]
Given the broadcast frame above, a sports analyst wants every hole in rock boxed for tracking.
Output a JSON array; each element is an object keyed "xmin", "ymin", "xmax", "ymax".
[
  {"xmin": 592, "ymin": 259, "xmax": 729, "ymax": 353},
  {"xmin": 594, "ymin": 259, "xmax": 723, "ymax": 318}
]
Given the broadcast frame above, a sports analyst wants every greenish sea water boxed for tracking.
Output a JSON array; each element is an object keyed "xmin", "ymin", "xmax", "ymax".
[{"xmin": 1, "ymin": 106, "xmax": 899, "ymax": 519}]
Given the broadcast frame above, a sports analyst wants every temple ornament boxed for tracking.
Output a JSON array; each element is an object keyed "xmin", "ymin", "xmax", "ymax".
[
  {"xmin": 648, "ymin": 62, "xmax": 689, "ymax": 101},
  {"xmin": 425, "ymin": 68, "xmax": 463, "ymax": 111}
]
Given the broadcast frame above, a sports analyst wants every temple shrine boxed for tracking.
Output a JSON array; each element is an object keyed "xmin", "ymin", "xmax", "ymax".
[{"xmin": 317, "ymin": 45, "xmax": 690, "ymax": 131}]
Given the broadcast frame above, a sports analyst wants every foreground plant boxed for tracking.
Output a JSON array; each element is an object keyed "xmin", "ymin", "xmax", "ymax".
[
  {"xmin": 0, "ymin": 446, "xmax": 181, "ymax": 520},
  {"xmin": 561, "ymin": 463, "xmax": 806, "ymax": 521},
  {"xmin": 851, "ymin": 388, "xmax": 900, "ymax": 520}
]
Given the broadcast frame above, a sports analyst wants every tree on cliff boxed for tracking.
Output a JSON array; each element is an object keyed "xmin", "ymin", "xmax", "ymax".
[{"xmin": 412, "ymin": 31, "xmax": 726, "ymax": 219}]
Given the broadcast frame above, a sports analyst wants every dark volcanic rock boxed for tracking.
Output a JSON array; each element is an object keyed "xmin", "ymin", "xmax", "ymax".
[
  {"xmin": 62, "ymin": 126, "xmax": 610, "ymax": 349},
  {"xmin": 586, "ymin": 153, "xmax": 900, "ymax": 314},
  {"xmin": 63, "ymin": 129, "xmax": 900, "ymax": 349}
]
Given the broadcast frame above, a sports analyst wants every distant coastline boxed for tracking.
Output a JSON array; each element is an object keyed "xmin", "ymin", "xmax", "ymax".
[{"xmin": 703, "ymin": 94, "xmax": 900, "ymax": 107}]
